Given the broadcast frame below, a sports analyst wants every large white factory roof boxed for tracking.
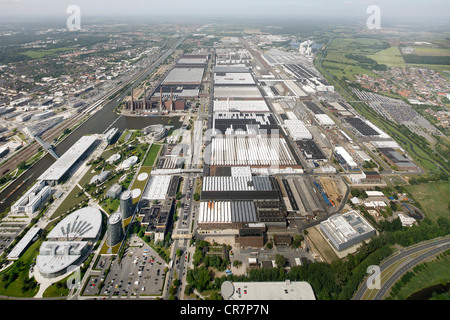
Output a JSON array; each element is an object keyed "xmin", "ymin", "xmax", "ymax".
[
  {"xmin": 38, "ymin": 135, "xmax": 98, "ymax": 182},
  {"xmin": 335, "ymin": 146, "xmax": 357, "ymax": 168},
  {"xmin": 7, "ymin": 227, "xmax": 41, "ymax": 260},
  {"xmin": 198, "ymin": 201, "xmax": 258, "ymax": 224},
  {"xmin": 214, "ymin": 86, "xmax": 262, "ymax": 99},
  {"xmin": 320, "ymin": 210, "xmax": 375, "ymax": 246},
  {"xmin": 202, "ymin": 176, "xmax": 273, "ymax": 192},
  {"xmin": 315, "ymin": 114, "xmax": 335, "ymax": 126},
  {"xmin": 47, "ymin": 206, "xmax": 102, "ymax": 240},
  {"xmin": 214, "ymin": 73, "xmax": 255, "ymax": 85},
  {"xmin": 213, "ymin": 100, "xmax": 270, "ymax": 113},
  {"xmin": 162, "ymin": 67, "xmax": 204, "ymax": 84},
  {"xmin": 211, "ymin": 136, "xmax": 297, "ymax": 167},
  {"xmin": 143, "ymin": 175, "xmax": 172, "ymax": 200},
  {"xmin": 221, "ymin": 280, "xmax": 316, "ymax": 300},
  {"xmin": 284, "ymin": 120, "xmax": 312, "ymax": 140}
]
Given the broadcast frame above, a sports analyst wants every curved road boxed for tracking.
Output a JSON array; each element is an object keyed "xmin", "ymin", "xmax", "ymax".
[{"xmin": 353, "ymin": 236, "xmax": 450, "ymax": 300}]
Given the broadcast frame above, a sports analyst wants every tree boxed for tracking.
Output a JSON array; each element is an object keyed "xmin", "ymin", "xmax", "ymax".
[
  {"xmin": 275, "ymin": 254, "xmax": 286, "ymax": 268},
  {"xmin": 17, "ymin": 160, "xmax": 27, "ymax": 170}
]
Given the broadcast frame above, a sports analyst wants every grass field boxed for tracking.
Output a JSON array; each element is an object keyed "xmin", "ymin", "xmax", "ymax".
[
  {"xmin": 405, "ymin": 181, "xmax": 450, "ymax": 221},
  {"xmin": 322, "ymin": 37, "xmax": 388, "ymax": 81},
  {"xmin": 388, "ymin": 254, "xmax": 450, "ymax": 300},
  {"xmin": 368, "ymin": 46, "xmax": 406, "ymax": 67},
  {"xmin": 23, "ymin": 47, "xmax": 75, "ymax": 59},
  {"xmin": 142, "ymin": 143, "xmax": 162, "ymax": 167},
  {"xmin": 411, "ymin": 46, "xmax": 450, "ymax": 56}
]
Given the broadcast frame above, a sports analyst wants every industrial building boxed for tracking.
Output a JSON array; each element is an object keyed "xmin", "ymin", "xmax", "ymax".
[
  {"xmin": 284, "ymin": 119, "xmax": 312, "ymax": 140},
  {"xmin": 162, "ymin": 67, "xmax": 205, "ymax": 86},
  {"xmin": 11, "ymin": 180, "xmax": 52, "ymax": 215},
  {"xmin": 377, "ymin": 147, "xmax": 418, "ymax": 171},
  {"xmin": 221, "ymin": 280, "xmax": 316, "ymax": 300},
  {"xmin": 334, "ymin": 146, "xmax": 358, "ymax": 170},
  {"xmin": 210, "ymin": 136, "xmax": 298, "ymax": 167},
  {"xmin": 320, "ymin": 210, "xmax": 376, "ymax": 251},
  {"xmin": 38, "ymin": 135, "xmax": 98, "ymax": 185},
  {"xmin": 201, "ymin": 175, "xmax": 279, "ymax": 201},
  {"xmin": 35, "ymin": 207, "xmax": 102, "ymax": 278},
  {"xmin": 143, "ymin": 175, "xmax": 173, "ymax": 200},
  {"xmin": 212, "ymin": 112, "xmax": 278, "ymax": 136},
  {"xmin": 214, "ymin": 86, "xmax": 263, "ymax": 100},
  {"xmin": 213, "ymin": 100, "xmax": 270, "ymax": 113},
  {"xmin": 314, "ymin": 114, "xmax": 335, "ymax": 127},
  {"xmin": 198, "ymin": 201, "xmax": 258, "ymax": 229},
  {"xmin": 295, "ymin": 140, "xmax": 327, "ymax": 161},
  {"xmin": 198, "ymin": 200, "xmax": 286, "ymax": 230},
  {"xmin": 140, "ymin": 199, "xmax": 175, "ymax": 242}
]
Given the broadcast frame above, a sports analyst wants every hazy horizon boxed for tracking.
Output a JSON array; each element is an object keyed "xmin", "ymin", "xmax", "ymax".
[{"xmin": 0, "ymin": 0, "xmax": 449, "ymax": 25}]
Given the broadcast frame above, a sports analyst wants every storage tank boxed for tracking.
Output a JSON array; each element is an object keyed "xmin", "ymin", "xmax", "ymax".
[
  {"xmin": 120, "ymin": 190, "xmax": 133, "ymax": 219},
  {"xmin": 107, "ymin": 212, "xmax": 124, "ymax": 247}
]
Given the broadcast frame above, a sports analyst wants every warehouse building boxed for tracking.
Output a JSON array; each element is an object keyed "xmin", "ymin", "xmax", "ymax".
[
  {"xmin": 198, "ymin": 200, "xmax": 286, "ymax": 230},
  {"xmin": 211, "ymin": 136, "xmax": 298, "ymax": 167},
  {"xmin": 320, "ymin": 210, "xmax": 376, "ymax": 251},
  {"xmin": 314, "ymin": 114, "xmax": 335, "ymax": 128},
  {"xmin": 377, "ymin": 147, "xmax": 418, "ymax": 171},
  {"xmin": 140, "ymin": 199, "xmax": 175, "ymax": 242},
  {"xmin": 284, "ymin": 119, "xmax": 312, "ymax": 140},
  {"xmin": 334, "ymin": 146, "xmax": 358, "ymax": 171},
  {"xmin": 213, "ymin": 100, "xmax": 270, "ymax": 113},
  {"xmin": 201, "ymin": 175, "xmax": 279, "ymax": 201},
  {"xmin": 221, "ymin": 280, "xmax": 316, "ymax": 300},
  {"xmin": 38, "ymin": 135, "xmax": 98, "ymax": 185},
  {"xmin": 212, "ymin": 112, "xmax": 278, "ymax": 136}
]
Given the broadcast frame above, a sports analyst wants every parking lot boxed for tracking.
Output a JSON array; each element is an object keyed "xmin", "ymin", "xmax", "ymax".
[{"xmin": 82, "ymin": 236, "xmax": 168, "ymax": 298}]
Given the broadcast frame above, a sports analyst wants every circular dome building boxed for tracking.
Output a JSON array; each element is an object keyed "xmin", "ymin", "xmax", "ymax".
[{"xmin": 36, "ymin": 207, "xmax": 102, "ymax": 279}]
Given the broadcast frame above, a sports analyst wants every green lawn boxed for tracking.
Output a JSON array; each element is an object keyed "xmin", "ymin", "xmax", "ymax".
[
  {"xmin": 388, "ymin": 254, "xmax": 450, "ymax": 300},
  {"xmin": 23, "ymin": 47, "xmax": 75, "ymax": 59},
  {"xmin": 405, "ymin": 181, "xmax": 450, "ymax": 221},
  {"xmin": 142, "ymin": 144, "xmax": 162, "ymax": 167},
  {"xmin": 50, "ymin": 186, "xmax": 88, "ymax": 219},
  {"xmin": 368, "ymin": 46, "xmax": 406, "ymax": 67}
]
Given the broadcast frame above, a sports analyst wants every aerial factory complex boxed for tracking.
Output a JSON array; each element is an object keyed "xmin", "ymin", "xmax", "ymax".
[{"xmin": 0, "ymin": 1, "xmax": 449, "ymax": 306}]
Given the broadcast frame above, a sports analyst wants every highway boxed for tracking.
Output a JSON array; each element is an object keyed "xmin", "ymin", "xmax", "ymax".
[{"xmin": 353, "ymin": 236, "xmax": 450, "ymax": 300}]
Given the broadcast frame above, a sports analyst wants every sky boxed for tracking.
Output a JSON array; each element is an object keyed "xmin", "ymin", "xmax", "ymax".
[{"xmin": 0, "ymin": 0, "xmax": 449, "ymax": 23}]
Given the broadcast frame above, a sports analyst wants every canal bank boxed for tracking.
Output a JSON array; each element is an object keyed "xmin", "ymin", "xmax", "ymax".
[{"xmin": 0, "ymin": 35, "xmax": 187, "ymax": 213}]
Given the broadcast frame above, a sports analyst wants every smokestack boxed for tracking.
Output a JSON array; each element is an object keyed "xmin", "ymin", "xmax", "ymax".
[
  {"xmin": 170, "ymin": 87, "xmax": 173, "ymax": 111},
  {"xmin": 131, "ymin": 88, "xmax": 134, "ymax": 112},
  {"xmin": 160, "ymin": 86, "xmax": 163, "ymax": 113},
  {"xmin": 145, "ymin": 86, "xmax": 147, "ymax": 111}
]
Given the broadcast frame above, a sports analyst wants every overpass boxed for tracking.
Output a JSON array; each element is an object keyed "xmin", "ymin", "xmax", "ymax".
[{"xmin": 34, "ymin": 136, "xmax": 59, "ymax": 160}]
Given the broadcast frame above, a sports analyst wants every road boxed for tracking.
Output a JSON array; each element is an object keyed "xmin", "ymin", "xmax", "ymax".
[{"xmin": 353, "ymin": 236, "xmax": 450, "ymax": 300}]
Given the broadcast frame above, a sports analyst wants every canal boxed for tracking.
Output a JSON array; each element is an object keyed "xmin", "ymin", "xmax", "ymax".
[{"xmin": 0, "ymin": 36, "xmax": 186, "ymax": 213}]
